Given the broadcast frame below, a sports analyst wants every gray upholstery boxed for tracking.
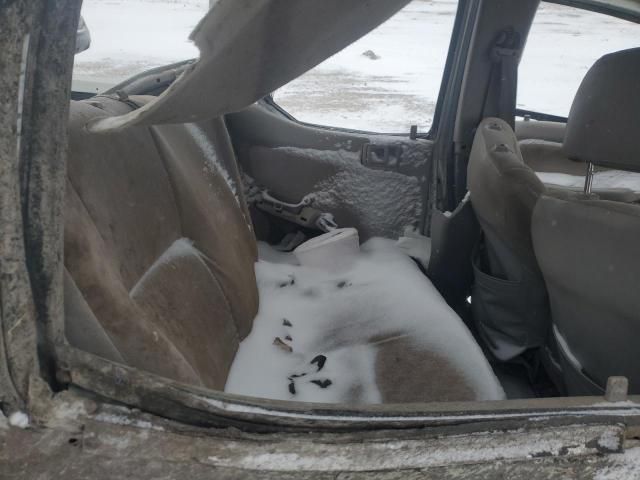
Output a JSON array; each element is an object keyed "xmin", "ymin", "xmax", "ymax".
[
  {"xmin": 66, "ymin": 96, "xmax": 503, "ymax": 403},
  {"xmin": 531, "ymin": 48, "xmax": 640, "ymax": 395},
  {"xmin": 532, "ymin": 196, "xmax": 640, "ymax": 394},
  {"xmin": 563, "ymin": 47, "xmax": 640, "ymax": 172},
  {"xmin": 467, "ymin": 117, "xmax": 550, "ymax": 361}
]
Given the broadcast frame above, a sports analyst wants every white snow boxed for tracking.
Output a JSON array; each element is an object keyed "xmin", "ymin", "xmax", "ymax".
[
  {"xmin": 8, "ymin": 411, "xmax": 29, "ymax": 429},
  {"xmin": 74, "ymin": 0, "xmax": 204, "ymax": 92},
  {"xmin": 595, "ymin": 447, "xmax": 640, "ymax": 480},
  {"xmin": 597, "ymin": 428, "xmax": 622, "ymax": 452},
  {"xmin": 395, "ymin": 226, "xmax": 432, "ymax": 267},
  {"xmin": 204, "ymin": 424, "xmax": 623, "ymax": 472},
  {"xmin": 537, "ymin": 170, "xmax": 640, "ymax": 192},
  {"xmin": 93, "ymin": 412, "xmax": 165, "ymax": 431},
  {"xmin": 593, "ymin": 400, "xmax": 640, "ymax": 407},
  {"xmin": 75, "ymin": 1, "xmax": 640, "ymax": 132},
  {"xmin": 274, "ymin": 0, "xmax": 457, "ymax": 133},
  {"xmin": 225, "ymin": 238, "xmax": 504, "ymax": 404},
  {"xmin": 265, "ymin": 147, "xmax": 422, "ymax": 239},
  {"xmin": 202, "ymin": 393, "xmax": 640, "ymax": 423},
  {"xmin": 45, "ymin": 397, "xmax": 91, "ymax": 428},
  {"xmin": 184, "ymin": 123, "xmax": 239, "ymax": 203}
]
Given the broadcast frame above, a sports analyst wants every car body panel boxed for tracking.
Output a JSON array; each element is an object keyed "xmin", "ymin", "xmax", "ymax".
[
  {"xmin": 1, "ymin": 393, "xmax": 639, "ymax": 478},
  {"xmin": 2, "ymin": 0, "xmax": 640, "ymax": 477}
]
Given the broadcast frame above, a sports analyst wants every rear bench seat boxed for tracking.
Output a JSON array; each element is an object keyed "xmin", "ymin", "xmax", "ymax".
[
  {"xmin": 65, "ymin": 96, "xmax": 504, "ymax": 402},
  {"xmin": 517, "ymin": 127, "xmax": 640, "ymax": 203},
  {"xmin": 65, "ymin": 96, "xmax": 258, "ymax": 389}
]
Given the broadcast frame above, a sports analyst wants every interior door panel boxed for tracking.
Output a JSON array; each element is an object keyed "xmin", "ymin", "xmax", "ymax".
[{"xmin": 226, "ymin": 102, "xmax": 434, "ymax": 241}]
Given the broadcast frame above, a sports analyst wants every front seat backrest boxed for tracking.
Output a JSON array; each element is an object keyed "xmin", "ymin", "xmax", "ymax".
[
  {"xmin": 467, "ymin": 117, "xmax": 549, "ymax": 361},
  {"xmin": 532, "ymin": 47, "xmax": 640, "ymax": 395}
]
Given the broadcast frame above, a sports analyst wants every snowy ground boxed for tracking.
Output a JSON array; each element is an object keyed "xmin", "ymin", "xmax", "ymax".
[{"xmin": 75, "ymin": 0, "xmax": 640, "ymax": 132}]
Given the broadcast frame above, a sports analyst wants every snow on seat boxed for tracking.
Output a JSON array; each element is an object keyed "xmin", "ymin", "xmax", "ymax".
[{"xmin": 225, "ymin": 237, "xmax": 505, "ymax": 404}]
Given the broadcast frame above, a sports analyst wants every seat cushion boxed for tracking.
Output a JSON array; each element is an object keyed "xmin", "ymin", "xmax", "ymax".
[{"xmin": 225, "ymin": 240, "xmax": 505, "ymax": 404}]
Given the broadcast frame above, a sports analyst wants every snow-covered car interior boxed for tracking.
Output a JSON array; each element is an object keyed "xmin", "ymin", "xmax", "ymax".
[
  {"xmin": 62, "ymin": 0, "xmax": 640, "ymax": 407},
  {"xmin": 64, "ymin": 76, "xmax": 504, "ymax": 404}
]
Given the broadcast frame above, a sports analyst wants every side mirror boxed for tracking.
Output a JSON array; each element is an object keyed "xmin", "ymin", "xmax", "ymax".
[{"xmin": 75, "ymin": 16, "xmax": 91, "ymax": 54}]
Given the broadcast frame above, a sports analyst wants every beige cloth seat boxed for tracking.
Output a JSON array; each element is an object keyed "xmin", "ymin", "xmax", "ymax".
[
  {"xmin": 519, "ymin": 139, "xmax": 586, "ymax": 176},
  {"xmin": 467, "ymin": 117, "xmax": 550, "ymax": 361},
  {"xmin": 65, "ymin": 95, "xmax": 259, "ymax": 389},
  {"xmin": 531, "ymin": 47, "xmax": 640, "ymax": 395},
  {"xmin": 520, "ymin": 138, "xmax": 640, "ymax": 203}
]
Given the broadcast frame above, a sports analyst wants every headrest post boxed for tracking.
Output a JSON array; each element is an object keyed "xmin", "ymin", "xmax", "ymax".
[{"xmin": 583, "ymin": 161, "xmax": 594, "ymax": 195}]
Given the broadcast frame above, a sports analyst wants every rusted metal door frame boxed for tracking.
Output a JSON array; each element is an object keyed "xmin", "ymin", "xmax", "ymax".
[{"xmin": 0, "ymin": 0, "xmax": 81, "ymax": 415}]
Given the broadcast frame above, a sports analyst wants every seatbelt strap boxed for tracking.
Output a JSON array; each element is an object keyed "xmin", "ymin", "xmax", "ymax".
[{"xmin": 482, "ymin": 28, "xmax": 521, "ymax": 130}]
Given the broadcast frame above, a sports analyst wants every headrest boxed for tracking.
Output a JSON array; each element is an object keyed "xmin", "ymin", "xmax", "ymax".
[{"xmin": 563, "ymin": 47, "xmax": 640, "ymax": 171}]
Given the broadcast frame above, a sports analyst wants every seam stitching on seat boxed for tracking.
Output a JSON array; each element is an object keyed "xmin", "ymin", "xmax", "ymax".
[
  {"xmin": 146, "ymin": 125, "xmax": 186, "ymax": 237},
  {"xmin": 147, "ymin": 125, "xmax": 244, "ymax": 344}
]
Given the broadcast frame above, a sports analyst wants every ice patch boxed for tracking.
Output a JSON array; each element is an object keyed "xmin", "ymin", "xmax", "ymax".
[{"xmin": 225, "ymin": 239, "xmax": 504, "ymax": 404}]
